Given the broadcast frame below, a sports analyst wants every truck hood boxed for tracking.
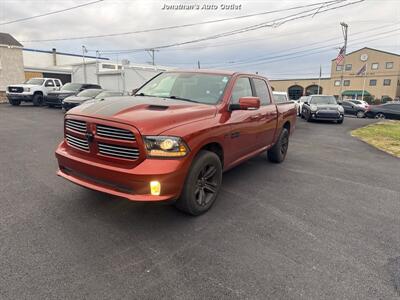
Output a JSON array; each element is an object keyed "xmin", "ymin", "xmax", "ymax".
[
  {"xmin": 9, "ymin": 84, "xmax": 38, "ymax": 88},
  {"xmin": 68, "ymin": 96, "xmax": 217, "ymax": 135}
]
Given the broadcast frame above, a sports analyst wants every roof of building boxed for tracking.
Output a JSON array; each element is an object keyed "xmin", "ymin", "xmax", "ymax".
[
  {"xmin": 331, "ymin": 47, "xmax": 400, "ymax": 61},
  {"xmin": 0, "ymin": 32, "xmax": 23, "ymax": 47},
  {"xmin": 23, "ymin": 48, "xmax": 109, "ymax": 60}
]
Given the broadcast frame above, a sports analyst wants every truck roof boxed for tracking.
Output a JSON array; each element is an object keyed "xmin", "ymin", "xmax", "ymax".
[{"xmin": 164, "ymin": 69, "xmax": 268, "ymax": 78}]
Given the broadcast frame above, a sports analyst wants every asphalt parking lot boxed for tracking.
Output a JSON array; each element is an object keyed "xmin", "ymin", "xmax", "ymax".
[{"xmin": 1, "ymin": 103, "xmax": 399, "ymax": 299}]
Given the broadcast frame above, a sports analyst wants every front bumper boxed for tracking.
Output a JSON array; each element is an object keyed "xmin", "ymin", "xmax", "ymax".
[
  {"xmin": 6, "ymin": 93, "xmax": 33, "ymax": 101},
  {"xmin": 311, "ymin": 110, "xmax": 344, "ymax": 121},
  {"xmin": 62, "ymin": 101, "xmax": 79, "ymax": 111},
  {"xmin": 55, "ymin": 141, "xmax": 190, "ymax": 202}
]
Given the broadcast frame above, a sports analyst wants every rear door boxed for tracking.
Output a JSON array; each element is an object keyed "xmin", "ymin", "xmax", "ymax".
[
  {"xmin": 226, "ymin": 77, "xmax": 260, "ymax": 163},
  {"xmin": 252, "ymin": 78, "xmax": 277, "ymax": 147}
]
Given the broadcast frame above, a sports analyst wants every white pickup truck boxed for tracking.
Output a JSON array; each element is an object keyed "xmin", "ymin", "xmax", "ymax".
[{"xmin": 6, "ymin": 78, "xmax": 62, "ymax": 106}]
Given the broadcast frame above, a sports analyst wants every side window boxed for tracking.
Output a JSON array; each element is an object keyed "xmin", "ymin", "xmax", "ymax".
[
  {"xmin": 253, "ymin": 78, "xmax": 271, "ymax": 105},
  {"xmin": 342, "ymin": 102, "xmax": 351, "ymax": 107},
  {"xmin": 45, "ymin": 80, "xmax": 54, "ymax": 87},
  {"xmin": 231, "ymin": 77, "xmax": 253, "ymax": 104},
  {"xmin": 55, "ymin": 80, "xmax": 61, "ymax": 87}
]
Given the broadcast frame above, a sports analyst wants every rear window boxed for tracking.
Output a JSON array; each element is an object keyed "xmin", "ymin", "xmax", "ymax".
[{"xmin": 273, "ymin": 94, "xmax": 288, "ymax": 103}]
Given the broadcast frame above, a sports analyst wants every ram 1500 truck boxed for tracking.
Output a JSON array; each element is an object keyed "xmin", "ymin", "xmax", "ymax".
[{"xmin": 55, "ymin": 70, "xmax": 296, "ymax": 215}]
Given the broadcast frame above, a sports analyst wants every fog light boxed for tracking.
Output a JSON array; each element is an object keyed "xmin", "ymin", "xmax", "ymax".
[{"xmin": 150, "ymin": 181, "xmax": 161, "ymax": 196}]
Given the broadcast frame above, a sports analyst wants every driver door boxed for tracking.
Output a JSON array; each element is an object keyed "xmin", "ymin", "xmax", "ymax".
[{"xmin": 225, "ymin": 77, "xmax": 260, "ymax": 165}]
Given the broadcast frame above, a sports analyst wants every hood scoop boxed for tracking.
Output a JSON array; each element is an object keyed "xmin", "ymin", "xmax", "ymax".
[{"xmin": 147, "ymin": 104, "xmax": 169, "ymax": 110}]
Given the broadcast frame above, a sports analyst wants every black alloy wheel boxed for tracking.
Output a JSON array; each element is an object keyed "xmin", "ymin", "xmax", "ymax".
[{"xmin": 175, "ymin": 150, "xmax": 222, "ymax": 216}]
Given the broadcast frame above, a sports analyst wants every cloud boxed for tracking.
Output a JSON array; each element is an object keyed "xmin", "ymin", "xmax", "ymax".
[{"xmin": 1, "ymin": 0, "xmax": 399, "ymax": 78}]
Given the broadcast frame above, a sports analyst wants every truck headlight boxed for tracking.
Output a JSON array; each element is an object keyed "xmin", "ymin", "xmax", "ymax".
[
  {"xmin": 310, "ymin": 104, "xmax": 318, "ymax": 112},
  {"xmin": 24, "ymin": 87, "xmax": 30, "ymax": 92},
  {"xmin": 144, "ymin": 136, "xmax": 189, "ymax": 158}
]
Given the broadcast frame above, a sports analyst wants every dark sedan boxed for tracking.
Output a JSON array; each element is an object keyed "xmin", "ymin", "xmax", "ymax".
[
  {"xmin": 45, "ymin": 83, "xmax": 101, "ymax": 107},
  {"xmin": 365, "ymin": 102, "xmax": 400, "ymax": 120},
  {"xmin": 341, "ymin": 100, "xmax": 366, "ymax": 118},
  {"xmin": 62, "ymin": 90, "xmax": 123, "ymax": 111}
]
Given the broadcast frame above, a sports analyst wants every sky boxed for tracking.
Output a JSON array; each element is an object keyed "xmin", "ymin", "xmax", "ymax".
[{"xmin": 1, "ymin": 0, "xmax": 399, "ymax": 79}]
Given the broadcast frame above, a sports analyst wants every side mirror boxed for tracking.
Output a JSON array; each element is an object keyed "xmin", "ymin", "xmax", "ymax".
[{"xmin": 229, "ymin": 97, "xmax": 260, "ymax": 111}]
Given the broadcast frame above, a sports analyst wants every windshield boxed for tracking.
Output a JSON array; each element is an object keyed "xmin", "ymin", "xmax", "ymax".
[
  {"xmin": 274, "ymin": 94, "xmax": 288, "ymax": 103},
  {"xmin": 24, "ymin": 78, "xmax": 44, "ymax": 85},
  {"xmin": 77, "ymin": 89, "xmax": 103, "ymax": 97},
  {"xmin": 136, "ymin": 72, "xmax": 231, "ymax": 104},
  {"xmin": 95, "ymin": 91, "xmax": 122, "ymax": 99},
  {"xmin": 61, "ymin": 83, "xmax": 82, "ymax": 92},
  {"xmin": 310, "ymin": 96, "xmax": 337, "ymax": 105}
]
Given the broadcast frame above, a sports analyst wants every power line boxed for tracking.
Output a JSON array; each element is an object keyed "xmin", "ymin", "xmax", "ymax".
[
  {"xmin": 0, "ymin": 0, "xmax": 105, "ymax": 26},
  {"xmin": 20, "ymin": 0, "xmax": 344, "ymax": 43},
  {"xmin": 98, "ymin": 0, "xmax": 364, "ymax": 54}
]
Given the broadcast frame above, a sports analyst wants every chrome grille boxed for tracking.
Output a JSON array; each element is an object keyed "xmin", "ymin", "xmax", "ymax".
[
  {"xmin": 98, "ymin": 143, "xmax": 139, "ymax": 160},
  {"xmin": 66, "ymin": 119, "xmax": 87, "ymax": 133},
  {"xmin": 66, "ymin": 134, "xmax": 89, "ymax": 151},
  {"xmin": 96, "ymin": 125, "xmax": 135, "ymax": 141}
]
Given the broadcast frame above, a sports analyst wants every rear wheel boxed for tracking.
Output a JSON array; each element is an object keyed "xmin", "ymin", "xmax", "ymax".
[
  {"xmin": 175, "ymin": 150, "xmax": 222, "ymax": 216},
  {"xmin": 32, "ymin": 94, "xmax": 44, "ymax": 106},
  {"xmin": 268, "ymin": 128, "xmax": 289, "ymax": 163},
  {"xmin": 9, "ymin": 99, "xmax": 21, "ymax": 106},
  {"xmin": 375, "ymin": 113, "xmax": 385, "ymax": 119},
  {"xmin": 356, "ymin": 111, "xmax": 365, "ymax": 118}
]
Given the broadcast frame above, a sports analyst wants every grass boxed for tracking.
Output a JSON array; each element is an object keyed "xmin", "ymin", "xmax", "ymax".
[{"xmin": 351, "ymin": 121, "xmax": 400, "ymax": 158}]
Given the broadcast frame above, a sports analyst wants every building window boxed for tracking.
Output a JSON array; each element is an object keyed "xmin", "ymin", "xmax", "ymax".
[
  {"xmin": 345, "ymin": 64, "xmax": 352, "ymax": 71},
  {"xmin": 334, "ymin": 80, "xmax": 341, "ymax": 86},
  {"xmin": 369, "ymin": 79, "xmax": 377, "ymax": 86},
  {"xmin": 336, "ymin": 65, "xmax": 343, "ymax": 71},
  {"xmin": 371, "ymin": 63, "xmax": 379, "ymax": 70},
  {"xmin": 343, "ymin": 80, "xmax": 350, "ymax": 86},
  {"xmin": 385, "ymin": 62, "xmax": 394, "ymax": 69},
  {"xmin": 383, "ymin": 79, "xmax": 391, "ymax": 86}
]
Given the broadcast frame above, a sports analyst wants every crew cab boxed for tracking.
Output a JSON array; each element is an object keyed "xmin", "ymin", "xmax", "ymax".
[
  {"xmin": 55, "ymin": 70, "xmax": 296, "ymax": 215},
  {"xmin": 6, "ymin": 78, "xmax": 62, "ymax": 106},
  {"xmin": 301, "ymin": 95, "xmax": 344, "ymax": 123}
]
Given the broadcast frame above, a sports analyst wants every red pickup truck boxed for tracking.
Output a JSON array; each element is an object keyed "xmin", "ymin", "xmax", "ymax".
[{"xmin": 55, "ymin": 70, "xmax": 296, "ymax": 215}]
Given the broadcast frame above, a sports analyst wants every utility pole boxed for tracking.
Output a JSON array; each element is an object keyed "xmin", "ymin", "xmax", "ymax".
[
  {"xmin": 339, "ymin": 22, "xmax": 348, "ymax": 101},
  {"xmin": 146, "ymin": 48, "xmax": 159, "ymax": 66},
  {"xmin": 82, "ymin": 45, "xmax": 88, "ymax": 83},
  {"xmin": 95, "ymin": 50, "xmax": 100, "ymax": 84},
  {"xmin": 197, "ymin": 60, "xmax": 201, "ymax": 69}
]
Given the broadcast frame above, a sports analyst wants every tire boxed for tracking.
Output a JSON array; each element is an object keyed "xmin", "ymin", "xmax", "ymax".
[
  {"xmin": 375, "ymin": 113, "xmax": 385, "ymax": 119},
  {"xmin": 48, "ymin": 104, "xmax": 54, "ymax": 108},
  {"xmin": 9, "ymin": 99, "xmax": 21, "ymax": 106},
  {"xmin": 337, "ymin": 119, "xmax": 343, "ymax": 124},
  {"xmin": 268, "ymin": 128, "xmax": 289, "ymax": 163},
  {"xmin": 32, "ymin": 93, "xmax": 44, "ymax": 106},
  {"xmin": 356, "ymin": 111, "xmax": 365, "ymax": 118},
  {"xmin": 305, "ymin": 111, "xmax": 312, "ymax": 122},
  {"xmin": 175, "ymin": 150, "xmax": 222, "ymax": 216}
]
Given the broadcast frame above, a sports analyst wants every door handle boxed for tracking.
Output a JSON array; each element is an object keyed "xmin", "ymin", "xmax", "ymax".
[{"xmin": 250, "ymin": 114, "xmax": 261, "ymax": 120}]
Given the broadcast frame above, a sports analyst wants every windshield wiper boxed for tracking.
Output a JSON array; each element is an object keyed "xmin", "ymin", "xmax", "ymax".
[
  {"xmin": 166, "ymin": 95, "xmax": 199, "ymax": 103},
  {"xmin": 135, "ymin": 92, "xmax": 153, "ymax": 97}
]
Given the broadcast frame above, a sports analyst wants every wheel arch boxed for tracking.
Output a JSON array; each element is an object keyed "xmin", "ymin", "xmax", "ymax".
[{"xmin": 198, "ymin": 142, "xmax": 224, "ymax": 167}]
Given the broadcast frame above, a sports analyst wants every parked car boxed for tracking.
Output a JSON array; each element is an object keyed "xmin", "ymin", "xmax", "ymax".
[
  {"xmin": 62, "ymin": 90, "xmax": 123, "ymax": 111},
  {"xmin": 341, "ymin": 100, "xmax": 366, "ymax": 118},
  {"xmin": 55, "ymin": 70, "xmax": 296, "ymax": 215},
  {"xmin": 46, "ymin": 83, "xmax": 101, "ymax": 107},
  {"xmin": 365, "ymin": 102, "xmax": 400, "ymax": 119},
  {"xmin": 349, "ymin": 99, "xmax": 369, "ymax": 110},
  {"xmin": 273, "ymin": 91, "xmax": 289, "ymax": 103},
  {"xmin": 6, "ymin": 78, "xmax": 62, "ymax": 106},
  {"xmin": 295, "ymin": 96, "xmax": 309, "ymax": 117},
  {"xmin": 301, "ymin": 95, "xmax": 344, "ymax": 123}
]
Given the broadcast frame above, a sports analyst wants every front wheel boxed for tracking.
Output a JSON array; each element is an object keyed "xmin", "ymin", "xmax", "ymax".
[
  {"xmin": 32, "ymin": 94, "xmax": 44, "ymax": 106},
  {"xmin": 337, "ymin": 119, "xmax": 343, "ymax": 124},
  {"xmin": 175, "ymin": 150, "xmax": 222, "ymax": 216},
  {"xmin": 268, "ymin": 128, "xmax": 289, "ymax": 163}
]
